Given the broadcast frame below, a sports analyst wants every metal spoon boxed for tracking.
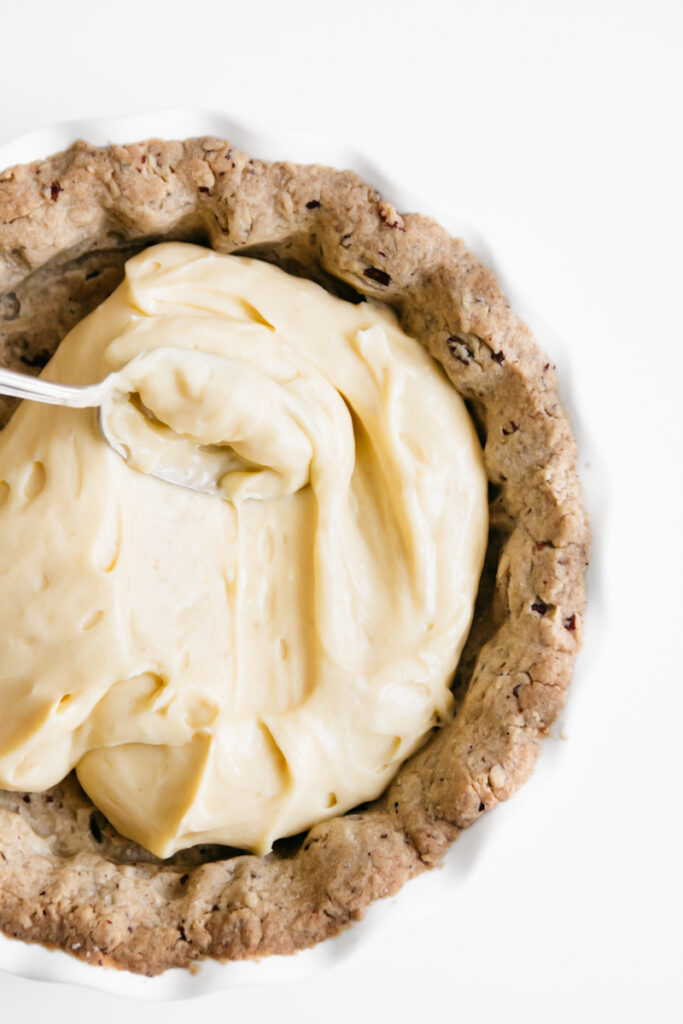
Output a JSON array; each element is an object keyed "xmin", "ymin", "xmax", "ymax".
[
  {"xmin": 0, "ymin": 364, "xmax": 227, "ymax": 497},
  {"xmin": 0, "ymin": 365, "xmax": 116, "ymax": 410}
]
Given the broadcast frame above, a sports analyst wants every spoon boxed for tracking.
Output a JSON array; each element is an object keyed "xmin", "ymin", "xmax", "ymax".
[{"xmin": 0, "ymin": 364, "xmax": 224, "ymax": 497}]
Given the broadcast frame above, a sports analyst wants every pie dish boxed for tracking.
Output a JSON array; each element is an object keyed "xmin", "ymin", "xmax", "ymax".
[{"xmin": 0, "ymin": 121, "xmax": 590, "ymax": 978}]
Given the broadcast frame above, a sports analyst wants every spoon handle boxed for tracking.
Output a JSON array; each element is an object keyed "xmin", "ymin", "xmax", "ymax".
[{"xmin": 0, "ymin": 367, "xmax": 110, "ymax": 408}]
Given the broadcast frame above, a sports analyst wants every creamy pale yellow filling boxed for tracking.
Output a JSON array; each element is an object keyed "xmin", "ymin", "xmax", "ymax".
[{"xmin": 0, "ymin": 243, "xmax": 487, "ymax": 857}]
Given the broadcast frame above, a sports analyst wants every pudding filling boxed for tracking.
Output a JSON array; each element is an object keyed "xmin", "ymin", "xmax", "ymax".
[{"xmin": 0, "ymin": 242, "xmax": 487, "ymax": 858}]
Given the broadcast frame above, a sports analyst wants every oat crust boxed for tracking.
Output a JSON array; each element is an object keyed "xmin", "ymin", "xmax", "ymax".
[{"xmin": 0, "ymin": 137, "xmax": 589, "ymax": 975}]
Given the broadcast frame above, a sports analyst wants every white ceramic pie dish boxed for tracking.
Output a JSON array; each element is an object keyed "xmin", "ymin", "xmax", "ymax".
[{"xmin": 0, "ymin": 109, "xmax": 606, "ymax": 1000}]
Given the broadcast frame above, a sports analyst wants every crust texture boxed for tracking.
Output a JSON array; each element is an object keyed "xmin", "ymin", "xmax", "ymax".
[{"xmin": 0, "ymin": 137, "xmax": 589, "ymax": 975}]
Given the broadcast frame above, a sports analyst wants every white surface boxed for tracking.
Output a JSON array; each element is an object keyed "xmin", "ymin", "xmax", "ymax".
[{"xmin": 0, "ymin": 0, "xmax": 681, "ymax": 1021}]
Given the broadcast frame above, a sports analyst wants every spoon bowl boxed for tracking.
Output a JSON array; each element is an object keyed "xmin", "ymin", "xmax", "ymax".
[{"xmin": 0, "ymin": 363, "xmax": 223, "ymax": 497}]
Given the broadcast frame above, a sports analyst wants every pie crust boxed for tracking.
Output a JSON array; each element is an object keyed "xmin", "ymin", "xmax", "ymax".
[{"xmin": 0, "ymin": 137, "xmax": 589, "ymax": 975}]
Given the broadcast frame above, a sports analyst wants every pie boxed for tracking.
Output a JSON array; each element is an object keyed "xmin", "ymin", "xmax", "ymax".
[{"xmin": 0, "ymin": 136, "xmax": 589, "ymax": 975}]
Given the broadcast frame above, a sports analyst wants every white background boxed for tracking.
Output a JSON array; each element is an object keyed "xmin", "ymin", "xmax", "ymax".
[{"xmin": 1, "ymin": 0, "xmax": 681, "ymax": 1020}]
